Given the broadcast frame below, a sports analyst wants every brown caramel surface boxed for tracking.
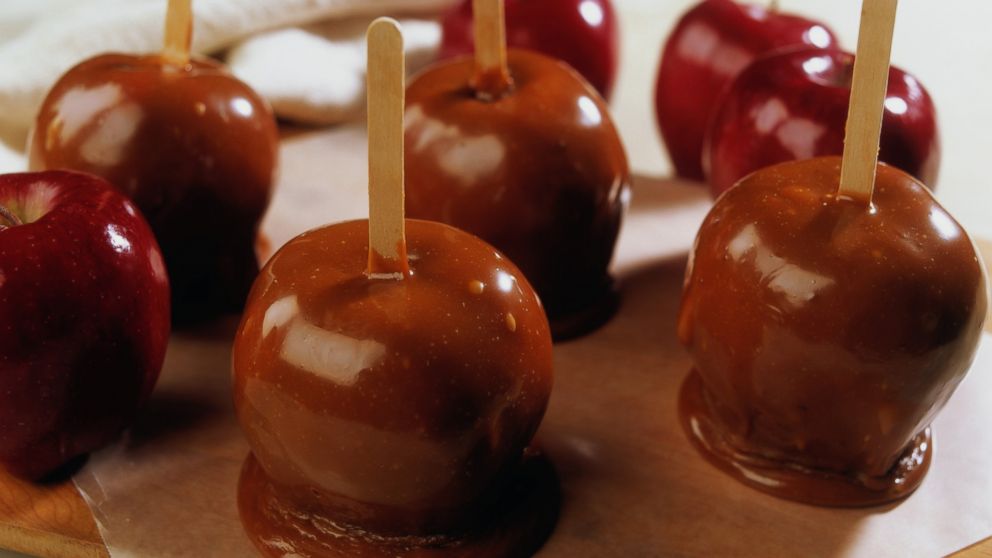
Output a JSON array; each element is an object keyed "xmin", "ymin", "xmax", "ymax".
[
  {"xmin": 238, "ymin": 449, "xmax": 559, "ymax": 558},
  {"xmin": 404, "ymin": 49, "xmax": 630, "ymax": 339},
  {"xmin": 678, "ymin": 156, "xmax": 988, "ymax": 505},
  {"xmin": 232, "ymin": 219, "xmax": 556, "ymax": 553},
  {"xmin": 28, "ymin": 54, "xmax": 279, "ymax": 324}
]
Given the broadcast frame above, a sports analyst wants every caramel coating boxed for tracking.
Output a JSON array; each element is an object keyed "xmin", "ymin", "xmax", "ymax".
[
  {"xmin": 678, "ymin": 157, "xmax": 988, "ymax": 505},
  {"xmin": 233, "ymin": 219, "xmax": 553, "ymax": 545},
  {"xmin": 404, "ymin": 49, "xmax": 630, "ymax": 339},
  {"xmin": 28, "ymin": 54, "xmax": 278, "ymax": 324}
]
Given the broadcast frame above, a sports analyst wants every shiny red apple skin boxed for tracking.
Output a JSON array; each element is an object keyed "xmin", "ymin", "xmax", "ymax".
[
  {"xmin": 439, "ymin": 0, "xmax": 619, "ymax": 99},
  {"xmin": 28, "ymin": 54, "xmax": 279, "ymax": 326},
  {"xmin": 705, "ymin": 48, "xmax": 940, "ymax": 197},
  {"xmin": 0, "ymin": 171, "xmax": 170, "ymax": 480},
  {"xmin": 655, "ymin": 0, "xmax": 838, "ymax": 181}
]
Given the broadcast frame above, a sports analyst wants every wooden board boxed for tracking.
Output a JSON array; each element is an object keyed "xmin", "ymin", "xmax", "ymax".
[
  {"xmin": 956, "ymin": 538, "xmax": 992, "ymax": 558},
  {"xmin": 0, "ymin": 472, "xmax": 104, "ymax": 558}
]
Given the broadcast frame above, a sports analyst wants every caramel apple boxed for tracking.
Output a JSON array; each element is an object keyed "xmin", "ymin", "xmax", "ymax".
[
  {"xmin": 405, "ymin": 0, "xmax": 630, "ymax": 340},
  {"xmin": 439, "ymin": 0, "xmax": 620, "ymax": 99},
  {"xmin": 677, "ymin": 1, "xmax": 987, "ymax": 506},
  {"xmin": 28, "ymin": 0, "xmax": 278, "ymax": 325},
  {"xmin": 233, "ymin": 20, "xmax": 557, "ymax": 556},
  {"xmin": 678, "ymin": 157, "xmax": 987, "ymax": 505}
]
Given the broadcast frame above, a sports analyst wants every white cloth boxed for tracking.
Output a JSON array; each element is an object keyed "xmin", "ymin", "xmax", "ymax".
[
  {"xmin": 0, "ymin": 0, "xmax": 456, "ymax": 172},
  {"xmin": 228, "ymin": 16, "xmax": 442, "ymax": 125}
]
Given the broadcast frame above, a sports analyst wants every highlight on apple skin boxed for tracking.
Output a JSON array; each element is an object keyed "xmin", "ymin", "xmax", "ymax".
[
  {"xmin": 705, "ymin": 47, "xmax": 940, "ymax": 198},
  {"xmin": 0, "ymin": 170, "xmax": 170, "ymax": 480},
  {"xmin": 655, "ymin": 0, "xmax": 838, "ymax": 181}
]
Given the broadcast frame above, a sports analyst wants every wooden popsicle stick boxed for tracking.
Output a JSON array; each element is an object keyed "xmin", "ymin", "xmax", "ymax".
[
  {"xmin": 769, "ymin": 0, "xmax": 780, "ymax": 12},
  {"xmin": 472, "ymin": 0, "xmax": 514, "ymax": 99},
  {"xmin": 838, "ymin": 0, "xmax": 899, "ymax": 202},
  {"xmin": 162, "ymin": 0, "xmax": 193, "ymax": 66},
  {"xmin": 366, "ymin": 18, "xmax": 410, "ymax": 279}
]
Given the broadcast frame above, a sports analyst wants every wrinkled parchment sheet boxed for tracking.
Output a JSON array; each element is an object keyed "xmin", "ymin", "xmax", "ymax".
[{"xmin": 73, "ymin": 124, "xmax": 992, "ymax": 557}]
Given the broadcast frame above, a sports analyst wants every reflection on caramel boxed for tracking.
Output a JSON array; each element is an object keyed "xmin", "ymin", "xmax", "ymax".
[
  {"xmin": 233, "ymin": 219, "xmax": 557, "ymax": 555},
  {"xmin": 28, "ymin": 54, "xmax": 279, "ymax": 325},
  {"xmin": 404, "ymin": 49, "xmax": 630, "ymax": 340},
  {"xmin": 678, "ymin": 157, "xmax": 988, "ymax": 505},
  {"xmin": 470, "ymin": 66, "xmax": 515, "ymax": 101}
]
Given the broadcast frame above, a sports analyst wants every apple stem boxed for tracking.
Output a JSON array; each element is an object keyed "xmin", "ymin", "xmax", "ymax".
[
  {"xmin": 769, "ymin": 0, "xmax": 780, "ymax": 12},
  {"xmin": 471, "ymin": 0, "xmax": 514, "ymax": 100},
  {"xmin": 162, "ymin": 0, "xmax": 193, "ymax": 66},
  {"xmin": 838, "ymin": 0, "xmax": 898, "ymax": 203},
  {"xmin": 366, "ymin": 18, "xmax": 410, "ymax": 280},
  {"xmin": 0, "ymin": 204, "xmax": 22, "ymax": 231}
]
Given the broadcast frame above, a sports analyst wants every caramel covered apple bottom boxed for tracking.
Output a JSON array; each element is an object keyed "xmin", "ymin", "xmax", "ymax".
[
  {"xmin": 233, "ymin": 219, "xmax": 557, "ymax": 557},
  {"xmin": 405, "ymin": 49, "xmax": 630, "ymax": 340},
  {"xmin": 678, "ymin": 157, "xmax": 988, "ymax": 506}
]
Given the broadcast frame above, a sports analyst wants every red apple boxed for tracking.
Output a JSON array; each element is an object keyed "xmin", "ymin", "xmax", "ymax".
[
  {"xmin": 705, "ymin": 48, "xmax": 940, "ymax": 197},
  {"xmin": 439, "ymin": 0, "xmax": 619, "ymax": 100},
  {"xmin": 28, "ymin": 54, "xmax": 279, "ymax": 325},
  {"xmin": 0, "ymin": 171, "xmax": 170, "ymax": 480},
  {"xmin": 655, "ymin": 0, "xmax": 838, "ymax": 181}
]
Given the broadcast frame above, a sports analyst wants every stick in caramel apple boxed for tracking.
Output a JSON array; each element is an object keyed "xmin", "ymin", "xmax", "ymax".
[
  {"xmin": 162, "ymin": 0, "xmax": 193, "ymax": 66},
  {"xmin": 472, "ymin": 0, "xmax": 514, "ymax": 98},
  {"xmin": 839, "ymin": 0, "xmax": 899, "ymax": 202},
  {"xmin": 366, "ymin": 18, "xmax": 411, "ymax": 279}
]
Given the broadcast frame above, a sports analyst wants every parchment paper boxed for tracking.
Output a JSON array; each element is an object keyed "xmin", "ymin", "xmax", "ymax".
[{"xmin": 73, "ymin": 125, "xmax": 992, "ymax": 557}]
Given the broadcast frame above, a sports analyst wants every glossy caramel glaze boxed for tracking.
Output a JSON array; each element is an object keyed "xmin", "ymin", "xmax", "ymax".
[
  {"xmin": 677, "ymin": 157, "xmax": 988, "ymax": 505},
  {"xmin": 404, "ymin": 49, "xmax": 630, "ymax": 340},
  {"xmin": 238, "ymin": 449, "xmax": 560, "ymax": 557},
  {"xmin": 439, "ymin": 0, "xmax": 620, "ymax": 99},
  {"xmin": 28, "ymin": 54, "xmax": 279, "ymax": 325},
  {"xmin": 233, "ymin": 219, "xmax": 556, "ymax": 552}
]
